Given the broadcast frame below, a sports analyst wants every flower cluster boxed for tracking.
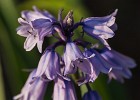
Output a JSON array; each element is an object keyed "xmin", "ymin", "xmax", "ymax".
[{"xmin": 14, "ymin": 6, "xmax": 136, "ymax": 100}]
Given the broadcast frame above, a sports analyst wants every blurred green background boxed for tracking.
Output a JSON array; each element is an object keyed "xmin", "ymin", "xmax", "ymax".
[{"xmin": 0, "ymin": 0, "xmax": 139, "ymax": 100}]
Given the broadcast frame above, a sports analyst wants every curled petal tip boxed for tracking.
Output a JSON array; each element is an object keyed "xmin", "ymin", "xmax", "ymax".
[
  {"xmin": 89, "ymin": 53, "xmax": 95, "ymax": 58},
  {"xmin": 108, "ymin": 67, "xmax": 112, "ymax": 73},
  {"xmin": 111, "ymin": 9, "xmax": 118, "ymax": 16},
  {"xmin": 114, "ymin": 9, "xmax": 118, "ymax": 15}
]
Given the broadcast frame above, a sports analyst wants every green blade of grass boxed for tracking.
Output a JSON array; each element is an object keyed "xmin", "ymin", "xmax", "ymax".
[{"xmin": 0, "ymin": 60, "xmax": 5, "ymax": 100}]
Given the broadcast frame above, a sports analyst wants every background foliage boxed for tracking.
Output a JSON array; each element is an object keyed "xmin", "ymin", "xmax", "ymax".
[{"xmin": 0, "ymin": 0, "xmax": 139, "ymax": 100}]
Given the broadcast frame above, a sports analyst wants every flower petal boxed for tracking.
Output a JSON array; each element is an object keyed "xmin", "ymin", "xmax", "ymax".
[
  {"xmin": 83, "ymin": 25, "xmax": 114, "ymax": 39},
  {"xmin": 37, "ymin": 39, "xmax": 43, "ymax": 53},
  {"xmin": 83, "ymin": 9, "xmax": 118, "ymax": 27},
  {"xmin": 24, "ymin": 34, "xmax": 38, "ymax": 51},
  {"xmin": 83, "ymin": 26, "xmax": 113, "ymax": 50},
  {"xmin": 44, "ymin": 51, "xmax": 59, "ymax": 80},
  {"xmin": 53, "ymin": 78, "xmax": 77, "ymax": 100},
  {"xmin": 32, "ymin": 19, "xmax": 52, "ymax": 29},
  {"xmin": 34, "ymin": 51, "xmax": 49, "ymax": 78},
  {"xmin": 63, "ymin": 42, "xmax": 84, "ymax": 75},
  {"xmin": 35, "ymin": 50, "xmax": 60, "ymax": 80},
  {"xmin": 32, "ymin": 6, "xmax": 56, "ymax": 22},
  {"xmin": 17, "ymin": 25, "xmax": 31, "ymax": 37},
  {"xmin": 32, "ymin": 19, "xmax": 54, "ymax": 39},
  {"xmin": 18, "ymin": 18, "xmax": 28, "ymax": 25},
  {"xmin": 73, "ymin": 58, "xmax": 93, "ymax": 74},
  {"xmin": 90, "ymin": 49, "xmax": 113, "ymax": 73},
  {"xmin": 21, "ymin": 10, "xmax": 48, "ymax": 22},
  {"xmin": 102, "ymin": 49, "xmax": 136, "ymax": 68}
]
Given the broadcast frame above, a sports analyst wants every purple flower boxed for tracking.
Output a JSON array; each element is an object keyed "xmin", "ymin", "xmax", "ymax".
[
  {"xmin": 21, "ymin": 6, "xmax": 55, "ymax": 22},
  {"xmin": 33, "ymin": 50, "xmax": 61, "ymax": 80},
  {"xmin": 86, "ymin": 49, "xmax": 113, "ymax": 74},
  {"xmin": 17, "ymin": 6, "xmax": 56, "ymax": 53},
  {"xmin": 31, "ymin": 18, "xmax": 55, "ymax": 40},
  {"xmin": 63, "ymin": 42, "xmax": 95, "ymax": 75},
  {"xmin": 83, "ymin": 90, "xmax": 101, "ymax": 100},
  {"xmin": 77, "ymin": 48, "xmax": 114, "ymax": 85},
  {"xmin": 13, "ymin": 69, "xmax": 48, "ymax": 100},
  {"xmin": 101, "ymin": 48, "xmax": 136, "ymax": 83},
  {"xmin": 53, "ymin": 77, "xmax": 77, "ymax": 100},
  {"xmin": 82, "ymin": 9, "xmax": 118, "ymax": 50},
  {"xmin": 16, "ymin": 7, "xmax": 137, "ymax": 100}
]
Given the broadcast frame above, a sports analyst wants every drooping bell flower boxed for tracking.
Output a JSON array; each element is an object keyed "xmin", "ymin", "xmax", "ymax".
[
  {"xmin": 81, "ymin": 9, "xmax": 118, "ymax": 50},
  {"xmin": 77, "ymin": 48, "xmax": 114, "ymax": 85},
  {"xmin": 63, "ymin": 42, "xmax": 95, "ymax": 75},
  {"xmin": 33, "ymin": 50, "xmax": 61, "ymax": 80},
  {"xmin": 101, "ymin": 48, "xmax": 136, "ymax": 83},
  {"xmin": 83, "ymin": 90, "xmax": 101, "ymax": 100},
  {"xmin": 13, "ymin": 69, "xmax": 48, "ymax": 100},
  {"xmin": 15, "ymin": 6, "xmax": 137, "ymax": 100},
  {"xmin": 17, "ymin": 6, "xmax": 56, "ymax": 53},
  {"xmin": 86, "ymin": 49, "xmax": 113, "ymax": 74},
  {"xmin": 53, "ymin": 77, "xmax": 77, "ymax": 100}
]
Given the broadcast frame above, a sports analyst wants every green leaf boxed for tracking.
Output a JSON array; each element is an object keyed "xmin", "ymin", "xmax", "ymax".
[{"xmin": 0, "ymin": 60, "xmax": 6, "ymax": 100}]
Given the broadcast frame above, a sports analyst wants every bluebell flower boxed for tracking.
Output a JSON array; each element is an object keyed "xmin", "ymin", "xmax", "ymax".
[
  {"xmin": 77, "ymin": 48, "xmax": 114, "ymax": 85},
  {"xmin": 82, "ymin": 9, "xmax": 118, "ymax": 50},
  {"xmin": 63, "ymin": 42, "xmax": 95, "ymax": 75},
  {"xmin": 53, "ymin": 77, "xmax": 77, "ymax": 100},
  {"xmin": 83, "ymin": 90, "xmax": 101, "ymax": 100},
  {"xmin": 86, "ymin": 49, "xmax": 113, "ymax": 74},
  {"xmin": 13, "ymin": 69, "xmax": 48, "ymax": 100},
  {"xmin": 16, "ymin": 6, "xmax": 137, "ymax": 100},
  {"xmin": 33, "ymin": 50, "xmax": 61, "ymax": 80},
  {"xmin": 17, "ymin": 6, "xmax": 56, "ymax": 53},
  {"xmin": 21, "ymin": 6, "xmax": 55, "ymax": 22},
  {"xmin": 101, "ymin": 48, "xmax": 136, "ymax": 83},
  {"xmin": 31, "ymin": 18, "xmax": 55, "ymax": 40}
]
